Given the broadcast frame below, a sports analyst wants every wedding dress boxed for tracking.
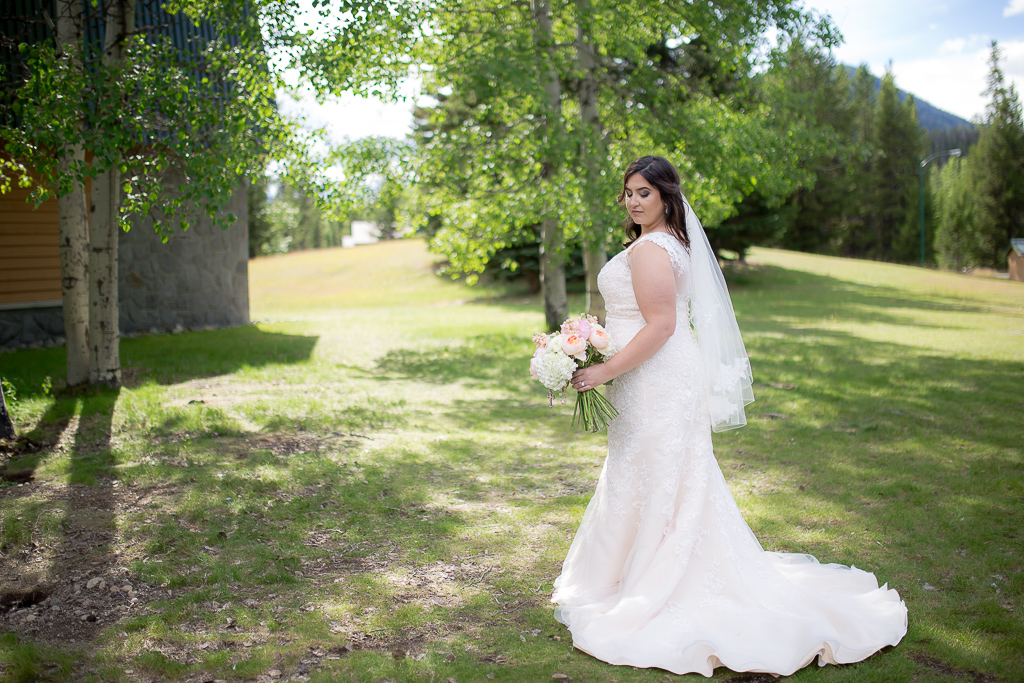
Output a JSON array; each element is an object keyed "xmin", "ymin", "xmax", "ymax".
[{"xmin": 551, "ymin": 230, "xmax": 907, "ymax": 677}]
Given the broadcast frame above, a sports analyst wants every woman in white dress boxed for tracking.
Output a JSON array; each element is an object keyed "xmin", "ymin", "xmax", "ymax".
[{"xmin": 552, "ymin": 156, "xmax": 907, "ymax": 677}]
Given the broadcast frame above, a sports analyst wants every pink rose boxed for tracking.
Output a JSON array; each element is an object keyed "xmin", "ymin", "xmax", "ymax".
[
  {"xmin": 577, "ymin": 318, "xmax": 592, "ymax": 340},
  {"xmin": 560, "ymin": 334, "xmax": 587, "ymax": 358},
  {"xmin": 589, "ymin": 327, "xmax": 610, "ymax": 349}
]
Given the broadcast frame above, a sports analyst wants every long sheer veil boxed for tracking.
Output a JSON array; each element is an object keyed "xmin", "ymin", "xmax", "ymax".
[{"xmin": 684, "ymin": 198, "xmax": 755, "ymax": 432}]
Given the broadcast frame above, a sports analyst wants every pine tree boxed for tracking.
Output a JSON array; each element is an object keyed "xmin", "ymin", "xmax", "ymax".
[
  {"xmin": 969, "ymin": 42, "xmax": 1024, "ymax": 267},
  {"xmin": 934, "ymin": 157, "xmax": 980, "ymax": 269},
  {"xmin": 248, "ymin": 177, "xmax": 273, "ymax": 258},
  {"xmin": 868, "ymin": 70, "xmax": 922, "ymax": 262},
  {"xmin": 838, "ymin": 65, "xmax": 878, "ymax": 256},
  {"xmin": 771, "ymin": 42, "xmax": 856, "ymax": 254}
]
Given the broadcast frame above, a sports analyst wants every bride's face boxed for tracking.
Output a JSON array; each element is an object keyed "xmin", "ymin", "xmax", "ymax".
[{"xmin": 623, "ymin": 173, "xmax": 665, "ymax": 226}]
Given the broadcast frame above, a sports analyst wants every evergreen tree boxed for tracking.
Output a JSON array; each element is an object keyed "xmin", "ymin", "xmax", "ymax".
[
  {"xmin": 866, "ymin": 70, "xmax": 922, "ymax": 261},
  {"xmin": 248, "ymin": 176, "xmax": 273, "ymax": 258},
  {"xmin": 837, "ymin": 65, "xmax": 878, "ymax": 256},
  {"xmin": 712, "ymin": 192, "xmax": 791, "ymax": 260},
  {"xmin": 929, "ymin": 126, "xmax": 979, "ymax": 159},
  {"xmin": 934, "ymin": 157, "xmax": 980, "ymax": 269},
  {"xmin": 262, "ymin": 184, "xmax": 348, "ymax": 254},
  {"xmin": 767, "ymin": 40, "xmax": 856, "ymax": 254},
  {"xmin": 969, "ymin": 42, "xmax": 1024, "ymax": 267}
]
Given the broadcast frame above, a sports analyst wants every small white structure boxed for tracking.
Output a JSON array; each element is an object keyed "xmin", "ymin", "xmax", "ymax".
[{"xmin": 342, "ymin": 221, "xmax": 381, "ymax": 248}]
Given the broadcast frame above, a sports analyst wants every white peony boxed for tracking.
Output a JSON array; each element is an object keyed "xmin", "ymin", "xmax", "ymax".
[{"xmin": 534, "ymin": 345, "xmax": 577, "ymax": 392}]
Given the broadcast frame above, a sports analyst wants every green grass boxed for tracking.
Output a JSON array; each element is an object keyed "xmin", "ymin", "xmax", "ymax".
[{"xmin": 0, "ymin": 239, "xmax": 1021, "ymax": 682}]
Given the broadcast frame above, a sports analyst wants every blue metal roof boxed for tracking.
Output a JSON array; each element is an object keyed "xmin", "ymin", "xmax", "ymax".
[
  {"xmin": 1, "ymin": 0, "xmax": 243, "ymax": 126},
  {"xmin": 1010, "ymin": 239, "xmax": 1024, "ymax": 256}
]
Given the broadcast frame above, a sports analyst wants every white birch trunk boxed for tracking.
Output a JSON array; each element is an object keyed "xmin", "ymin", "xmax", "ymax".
[
  {"xmin": 583, "ymin": 248, "xmax": 606, "ymax": 323},
  {"xmin": 532, "ymin": 0, "xmax": 567, "ymax": 331},
  {"xmin": 88, "ymin": 0, "xmax": 135, "ymax": 387},
  {"xmin": 575, "ymin": 1, "xmax": 607, "ymax": 323},
  {"xmin": 89, "ymin": 161, "xmax": 121, "ymax": 387},
  {"xmin": 55, "ymin": 0, "xmax": 91, "ymax": 387}
]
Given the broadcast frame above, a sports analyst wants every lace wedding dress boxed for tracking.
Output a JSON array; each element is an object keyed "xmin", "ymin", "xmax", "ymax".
[{"xmin": 551, "ymin": 231, "xmax": 907, "ymax": 677}]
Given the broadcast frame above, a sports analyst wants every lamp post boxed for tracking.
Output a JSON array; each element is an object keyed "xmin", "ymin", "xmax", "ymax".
[{"xmin": 919, "ymin": 148, "xmax": 962, "ymax": 265}]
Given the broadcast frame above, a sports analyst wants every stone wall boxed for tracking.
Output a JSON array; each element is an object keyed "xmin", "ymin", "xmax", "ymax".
[
  {"xmin": 0, "ymin": 305, "xmax": 65, "ymax": 350},
  {"xmin": 118, "ymin": 183, "xmax": 249, "ymax": 336},
  {"xmin": 0, "ymin": 183, "xmax": 249, "ymax": 350}
]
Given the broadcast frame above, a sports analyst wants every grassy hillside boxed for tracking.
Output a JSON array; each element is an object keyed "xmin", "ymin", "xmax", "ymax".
[{"xmin": 0, "ymin": 240, "xmax": 1020, "ymax": 682}]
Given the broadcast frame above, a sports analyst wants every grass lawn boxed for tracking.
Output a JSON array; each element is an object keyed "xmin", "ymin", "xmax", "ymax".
[{"xmin": 0, "ymin": 239, "xmax": 1021, "ymax": 682}]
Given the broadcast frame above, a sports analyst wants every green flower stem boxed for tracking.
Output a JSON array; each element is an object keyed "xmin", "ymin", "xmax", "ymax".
[{"xmin": 571, "ymin": 387, "xmax": 619, "ymax": 432}]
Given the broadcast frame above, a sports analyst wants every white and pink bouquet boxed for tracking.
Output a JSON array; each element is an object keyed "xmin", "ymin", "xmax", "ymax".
[{"xmin": 530, "ymin": 315, "xmax": 619, "ymax": 432}]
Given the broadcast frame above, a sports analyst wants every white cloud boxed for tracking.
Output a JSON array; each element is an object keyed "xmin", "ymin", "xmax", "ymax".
[
  {"xmin": 941, "ymin": 38, "xmax": 966, "ymax": 54},
  {"xmin": 892, "ymin": 51, "xmax": 988, "ymax": 121},
  {"xmin": 891, "ymin": 40, "xmax": 1024, "ymax": 121},
  {"xmin": 1002, "ymin": 41, "xmax": 1024, "ymax": 79},
  {"xmin": 1004, "ymin": 0, "xmax": 1024, "ymax": 17}
]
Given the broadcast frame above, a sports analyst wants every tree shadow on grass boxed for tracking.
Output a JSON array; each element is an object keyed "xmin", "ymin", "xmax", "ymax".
[
  {"xmin": 372, "ymin": 333, "xmax": 534, "ymax": 390},
  {"xmin": 729, "ymin": 265, "xmax": 997, "ymax": 327},
  {"xmin": 0, "ymin": 325, "xmax": 318, "ymax": 402},
  {"xmin": 96, "ymin": 433, "xmax": 585, "ymax": 679},
  {"xmin": 125, "ymin": 325, "xmax": 319, "ymax": 386},
  {"xmin": 353, "ymin": 268, "xmax": 1024, "ymax": 674},
  {"xmin": 738, "ymin": 322, "xmax": 1020, "ymax": 454},
  {"xmin": 727, "ymin": 323, "xmax": 1021, "ymax": 517},
  {"xmin": 0, "ymin": 386, "xmax": 120, "ymax": 643}
]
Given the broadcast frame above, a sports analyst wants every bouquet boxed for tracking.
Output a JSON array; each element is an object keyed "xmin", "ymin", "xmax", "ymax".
[{"xmin": 530, "ymin": 315, "xmax": 619, "ymax": 432}]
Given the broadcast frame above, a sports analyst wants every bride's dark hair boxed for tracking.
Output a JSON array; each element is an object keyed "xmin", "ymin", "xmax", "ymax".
[{"xmin": 617, "ymin": 155, "xmax": 690, "ymax": 250}]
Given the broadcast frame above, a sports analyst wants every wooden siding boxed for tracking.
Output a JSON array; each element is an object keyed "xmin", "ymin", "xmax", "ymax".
[
  {"xmin": 0, "ymin": 184, "xmax": 61, "ymax": 306},
  {"xmin": 1010, "ymin": 251, "xmax": 1023, "ymax": 283}
]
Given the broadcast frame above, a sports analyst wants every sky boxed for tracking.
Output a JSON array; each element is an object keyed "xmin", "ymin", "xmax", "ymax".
[
  {"xmin": 802, "ymin": 0, "xmax": 1024, "ymax": 122},
  {"xmin": 280, "ymin": 0, "xmax": 1024, "ymax": 143}
]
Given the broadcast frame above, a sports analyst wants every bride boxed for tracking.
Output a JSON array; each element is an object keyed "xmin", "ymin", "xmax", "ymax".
[{"xmin": 551, "ymin": 155, "xmax": 907, "ymax": 677}]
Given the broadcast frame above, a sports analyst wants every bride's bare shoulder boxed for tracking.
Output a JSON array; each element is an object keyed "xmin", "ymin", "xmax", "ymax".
[{"xmin": 628, "ymin": 232, "xmax": 686, "ymax": 272}]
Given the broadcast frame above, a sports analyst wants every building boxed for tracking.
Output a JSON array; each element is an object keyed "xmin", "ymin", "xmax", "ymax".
[
  {"xmin": 0, "ymin": 178, "xmax": 249, "ymax": 350},
  {"xmin": 0, "ymin": 1, "xmax": 250, "ymax": 350},
  {"xmin": 1009, "ymin": 239, "xmax": 1024, "ymax": 283},
  {"xmin": 341, "ymin": 221, "xmax": 381, "ymax": 248}
]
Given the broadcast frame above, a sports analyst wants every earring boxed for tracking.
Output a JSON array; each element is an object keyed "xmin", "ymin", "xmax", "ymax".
[{"xmin": 664, "ymin": 206, "xmax": 669, "ymax": 215}]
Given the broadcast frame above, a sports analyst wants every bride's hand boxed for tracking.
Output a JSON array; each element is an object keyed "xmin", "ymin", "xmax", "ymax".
[{"xmin": 572, "ymin": 365, "xmax": 611, "ymax": 392}]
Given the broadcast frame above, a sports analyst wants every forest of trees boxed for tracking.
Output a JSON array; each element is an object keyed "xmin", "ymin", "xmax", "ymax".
[
  {"xmin": 251, "ymin": 7, "xmax": 1021, "ymax": 316},
  {"xmin": 759, "ymin": 40, "xmax": 1021, "ymax": 270},
  {"xmin": 932, "ymin": 46, "xmax": 1024, "ymax": 270}
]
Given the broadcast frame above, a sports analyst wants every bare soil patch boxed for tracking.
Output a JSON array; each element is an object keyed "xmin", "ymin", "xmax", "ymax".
[
  {"xmin": 908, "ymin": 652, "xmax": 1001, "ymax": 682},
  {"xmin": 0, "ymin": 480, "xmax": 173, "ymax": 644}
]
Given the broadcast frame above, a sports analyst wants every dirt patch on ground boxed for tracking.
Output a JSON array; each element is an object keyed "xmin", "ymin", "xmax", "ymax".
[
  {"xmin": 151, "ymin": 431, "xmax": 363, "ymax": 462},
  {"xmin": 0, "ymin": 426, "xmax": 527, "ymax": 681},
  {"xmin": 0, "ymin": 435, "xmax": 49, "ymax": 461},
  {"xmin": 243, "ymin": 433, "xmax": 338, "ymax": 458},
  {"xmin": 0, "ymin": 480, "xmax": 176, "ymax": 644},
  {"xmin": 908, "ymin": 652, "xmax": 1001, "ymax": 682}
]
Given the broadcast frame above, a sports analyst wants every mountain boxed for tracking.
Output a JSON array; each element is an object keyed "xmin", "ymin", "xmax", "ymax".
[{"xmin": 843, "ymin": 66, "xmax": 973, "ymax": 132}]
